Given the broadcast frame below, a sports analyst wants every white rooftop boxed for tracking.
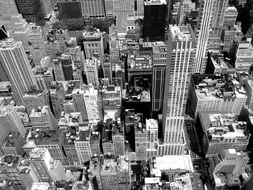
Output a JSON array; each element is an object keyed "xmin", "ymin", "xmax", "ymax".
[{"xmin": 154, "ymin": 155, "xmax": 194, "ymax": 172}]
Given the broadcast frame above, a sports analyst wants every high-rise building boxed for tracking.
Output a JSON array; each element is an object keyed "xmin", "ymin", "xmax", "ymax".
[
  {"xmin": 0, "ymin": 38, "xmax": 38, "ymax": 105},
  {"xmin": 213, "ymin": 149, "xmax": 251, "ymax": 189},
  {"xmin": 161, "ymin": 25, "xmax": 195, "ymax": 155},
  {"xmin": 74, "ymin": 129, "xmax": 92, "ymax": 163},
  {"xmin": 151, "ymin": 41, "xmax": 167, "ymax": 111},
  {"xmin": 23, "ymin": 92, "xmax": 47, "ymax": 114},
  {"xmin": 72, "ymin": 88, "xmax": 89, "ymax": 122},
  {"xmin": 2, "ymin": 132, "xmax": 25, "ymax": 156},
  {"xmin": 194, "ymin": 0, "xmax": 214, "ymax": 73},
  {"xmin": 187, "ymin": 74, "xmax": 247, "ymax": 118},
  {"xmin": 0, "ymin": 155, "xmax": 25, "ymax": 189},
  {"xmin": 50, "ymin": 82, "xmax": 66, "ymax": 119},
  {"xmin": 208, "ymin": 0, "xmax": 228, "ymax": 51},
  {"xmin": 57, "ymin": 0, "xmax": 82, "ymax": 20},
  {"xmin": 0, "ymin": 106, "xmax": 26, "ymax": 138},
  {"xmin": 146, "ymin": 119, "xmax": 158, "ymax": 158},
  {"xmin": 29, "ymin": 106, "xmax": 58, "ymax": 130},
  {"xmin": 222, "ymin": 7, "xmax": 241, "ymax": 52},
  {"xmin": 196, "ymin": 113, "xmax": 250, "ymax": 156},
  {"xmin": 61, "ymin": 54, "xmax": 73, "ymax": 81},
  {"xmin": 105, "ymin": 0, "xmax": 114, "ymax": 17},
  {"xmin": 14, "ymin": 0, "xmax": 44, "ymax": 24},
  {"xmin": 0, "ymin": 0, "xmax": 19, "ymax": 19},
  {"xmin": 28, "ymin": 25, "xmax": 45, "ymax": 64},
  {"xmin": 84, "ymin": 57, "xmax": 100, "ymax": 88},
  {"xmin": 83, "ymin": 85, "xmax": 101, "ymax": 122},
  {"xmin": 113, "ymin": 0, "xmax": 135, "ymax": 34},
  {"xmin": 39, "ymin": 0, "xmax": 54, "ymax": 17},
  {"xmin": 100, "ymin": 158, "xmax": 119, "ymax": 190},
  {"xmin": 29, "ymin": 148, "xmax": 53, "ymax": 182},
  {"xmin": 143, "ymin": 0, "xmax": 167, "ymax": 42},
  {"xmin": 80, "ymin": 0, "xmax": 106, "ymax": 18}
]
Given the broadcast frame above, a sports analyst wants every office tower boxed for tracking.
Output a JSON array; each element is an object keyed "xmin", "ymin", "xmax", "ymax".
[
  {"xmin": 213, "ymin": 149, "xmax": 250, "ymax": 189},
  {"xmin": 80, "ymin": 0, "xmax": 105, "ymax": 18},
  {"xmin": 29, "ymin": 106, "xmax": 58, "ymax": 130},
  {"xmin": 28, "ymin": 130, "xmax": 66, "ymax": 164},
  {"xmin": 29, "ymin": 148, "xmax": 53, "ymax": 182},
  {"xmin": 0, "ymin": 106, "xmax": 26, "ymax": 137},
  {"xmin": 109, "ymin": 25, "xmax": 120, "ymax": 66},
  {"xmin": 14, "ymin": 0, "xmax": 43, "ymax": 24},
  {"xmin": 57, "ymin": 0, "xmax": 82, "ymax": 20},
  {"xmin": 55, "ymin": 29, "xmax": 69, "ymax": 52},
  {"xmin": 113, "ymin": 0, "xmax": 135, "ymax": 34},
  {"xmin": 18, "ymin": 159, "xmax": 39, "ymax": 190},
  {"xmin": 143, "ymin": 0, "xmax": 167, "ymax": 42},
  {"xmin": 67, "ymin": 38, "xmax": 85, "ymax": 69},
  {"xmin": 84, "ymin": 57, "xmax": 100, "ymax": 88},
  {"xmin": 90, "ymin": 131, "xmax": 101, "ymax": 156},
  {"xmin": 72, "ymin": 88, "xmax": 88, "ymax": 122},
  {"xmin": 100, "ymin": 158, "xmax": 119, "ymax": 190},
  {"xmin": 0, "ymin": 0, "xmax": 19, "ymax": 18},
  {"xmin": 11, "ymin": 14, "xmax": 31, "ymax": 50},
  {"xmin": 23, "ymin": 92, "xmax": 47, "ymax": 114},
  {"xmin": 83, "ymin": 85, "xmax": 102, "ymax": 122},
  {"xmin": 146, "ymin": 119, "xmax": 158, "ymax": 158},
  {"xmin": 83, "ymin": 29, "xmax": 104, "ymax": 63},
  {"xmin": 61, "ymin": 54, "xmax": 73, "ymax": 81},
  {"xmin": 62, "ymin": 131, "xmax": 80, "ymax": 165},
  {"xmin": 196, "ymin": 113, "xmax": 250, "ymax": 156},
  {"xmin": 161, "ymin": 25, "xmax": 195, "ymax": 155},
  {"xmin": 135, "ymin": 0, "xmax": 144, "ymax": 18},
  {"xmin": 39, "ymin": 0, "xmax": 53, "ymax": 17},
  {"xmin": 0, "ymin": 155, "xmax": 25, "ymax": 189},
  {"xmin": 188, "ymin": 74, "xmax": 247, "ymax": 118},
  {"xmin": 208, "ymin": 0, "xmax": 228, "ymax": 51},
  {"xmin": 222, "ymin": 7, "xmax": 241, "ymax": 52},
  {"xmin": 105, "ymin": 0, "xmax": 114, "ymax": 17},
  {"xmin": 102, "ymin": 85, "xmax": 121, "ymax": 114},
  {"xmin": 102, "ymin": 125, "xmax": 114, "ymax": 155},
  {"xmin": 53, "ymin": 59, "xmax": 65, "ymax": 81},
  {"xmin": 28, "ymin": 25, "xmax": 45, "ymax": 64},
  {"xmin": 117, "ymin": 156, "xmax": 131, "ymax": 190},
  {"xmin": 2, "ymin": 132, "xmax": 25, "ymax": 155},
  {"xmin": 74, "ymin": 129, "xmax": 92, "ymax": 163},
  {"xmin": 135, "ymin": 122, "xmax": 147, "ymax": 160},
  {"xmin": 50, "ymin": 82, "xmax": 66, "ymax": 119},
  {"xmin": 0, "ymin": 38, "xmax": 38, "ymax": 105},
  {"xmin": 235, "ymin": 39, "xmax": 253, "ymax": 72},
  {"xmin": 151, "ymin": 41, "xmax": 167, "ymax": 112},
  {"xmin": 112, "ymin": 123, "xmax": 125, "ymax": 156},
  {"xmin": 194, "ymin": 0, "xmax": 214, "ymax": 73}
]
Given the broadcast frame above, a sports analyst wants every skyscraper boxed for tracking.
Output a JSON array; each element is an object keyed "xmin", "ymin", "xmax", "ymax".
[
  {"xmin": 14, "ymin": 0, "xmax": 44, "ymax": 24},
  {"xmin": 194, "ymin": 0, "xmax": 214, "ymax": 73},
  {"xmin": 84, "ymin": 57, "xmax": 99, "ymax": 88},
  {"xmin": 161, "ymin": 25, "xmax": 195, "ymax": 155},
  {"xmin": 143, "ymin": 0, "xmax": 167, "ymax": 42},
  {"xmin": 0, "ymin": 38, "xmax": 38, "ymax": 105},
  {"xmin": 80, "ymin": 0, "xmax": 106, "ymax": 18}
]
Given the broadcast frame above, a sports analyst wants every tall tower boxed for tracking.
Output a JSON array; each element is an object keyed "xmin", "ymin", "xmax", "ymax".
[
  {"xmin": 194, "ymin": 0, "xmax": 214, "ymax": 73},
  {"xmin": 80, "ymin": 0, "xmax": 106, "ymax": 18},
  {"xmin": 144, "ymin": 0, "xmax": 167, "ymax": 42},
  {"xmin": 161, "ymin": 24, "xmax": 195, "ymax": 155},
  {"xmin": 0, "ymin": 38, "xmax": 38, "ymax": 105},
  {"xmin": 209, "ymin": 0, "xmax": 228, "ymax": 50}
]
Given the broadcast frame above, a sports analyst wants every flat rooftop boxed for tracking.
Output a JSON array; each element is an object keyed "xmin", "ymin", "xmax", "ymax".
[
  {"xmin": 170, "ymin": 25, "xmax": 194, "ymax": 41},
  {"xmin": 154, "ymin": 155, "xmax": 194, "ymax": 172},
  {"xmin": 144, "ymin": 0, "xmax": 167, "ymax": 5},
  {"xmin": 101, "ymin": 159, "xmax": 117, "ymax": 176},
  {"xmin": 199, "ymin": 113, "xmax": 249, "ymax": 140}
]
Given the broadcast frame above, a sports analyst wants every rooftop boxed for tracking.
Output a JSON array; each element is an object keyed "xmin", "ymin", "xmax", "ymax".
[
  {"xmin": 3, "ymin": 132, "xmax": 21, "ymax": 147},
  {"xmin": 144, "ymin": 0, "xmax": 167, "ymax": 5},
  {"xmin": 0, "ymin": 155, "xmax": 20, "ymax": 168},
  {"xmin": 27, "ymin": 130, "xmax": 60, "ymax": 145},
  {"xmin": 101, "ymin": 159, "xmax": 117, "ymax": 176},
  {"xmin": 170, "ymin": 25, "xmax": 194, "ymax": 41},
  {"xmin": 154, "ymin": 155, "xmax": 194, "ymax": 172},
  {"xmin": 199, "ymin": 113, "xmax": 249, "ymax": 141}
]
